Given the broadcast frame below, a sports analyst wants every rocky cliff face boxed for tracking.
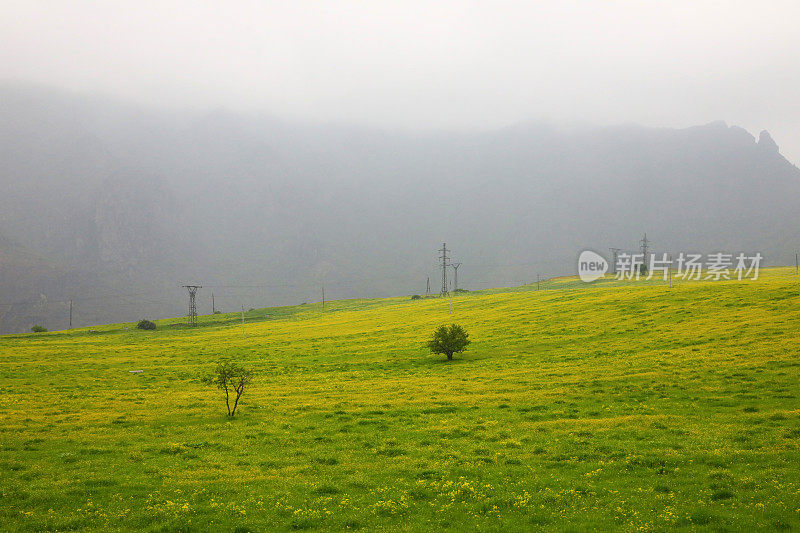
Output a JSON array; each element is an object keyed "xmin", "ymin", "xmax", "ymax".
[{"xmin": 92, "ymin": 170, "xmax": 182, "ymax": 271}]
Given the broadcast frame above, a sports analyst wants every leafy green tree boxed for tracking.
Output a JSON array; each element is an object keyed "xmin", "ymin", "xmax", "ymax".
[
  {"xmin": 31, "ymin": 325, "xmax": 47, "ymax": 333},
  {"xmin": 427, "ymin": 324, "xmax": 471, "ymax": 360},
  {"xmin": 202, "ymin": 360, "xmax": 254, "ymax": 416}
]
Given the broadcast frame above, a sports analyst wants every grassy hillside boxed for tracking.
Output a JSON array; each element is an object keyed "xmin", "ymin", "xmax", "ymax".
[{"xmin": 1, "ymin": 269, "xmax": 799, "ymax": 531}]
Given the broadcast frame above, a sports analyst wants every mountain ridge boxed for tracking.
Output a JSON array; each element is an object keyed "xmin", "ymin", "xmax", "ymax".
[{"xmin": 1, "ymin": 83, "xmax": 798, "ymax": 333}]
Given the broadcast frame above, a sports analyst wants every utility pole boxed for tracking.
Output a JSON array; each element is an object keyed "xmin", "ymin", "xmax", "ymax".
[
  {"xmin": 322, "ymin": 285, "xmax": 325, "ymax": 312},
  {"xmin": 183, "ymin": 285, "xmax": 202, "ymax": 326},
  {"xmin": 212, "ymin": 293, "xmax": 215, "ymax": 314},
  {"xmin": 639, "ymin": 234, "xmax": 650, "ymax": 274},
  {"xmin": 241, "ymin": 305, "xmax": 245, "ymax": 340},
  {"xmin": 69, "ymin": 300, "xmax": 73, "ymax": 329},
  {"xmin": 795, "ymin": 253, "xmax": 798, "ymax": 274},
  {"xmin": 451, "ymin": 263, "xmax": 462, "ymax": 292},
  {"xmin": 439, "ymin": 243, "xmax": 450, "ymax": 296},
  {"xmin": 537, "ymin": 273, "xmax": 540, "ymax": 291},
  {"xmin": 609, "ymin": 248, "xmax": 622, "ymax": 274},
  {"xmin": 425, "ymin": 277, "xmax": 431, "ymax": 296}
]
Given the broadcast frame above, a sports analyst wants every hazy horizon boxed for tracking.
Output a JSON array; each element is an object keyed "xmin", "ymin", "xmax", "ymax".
[
  {"xmin": 4, "ymin": 1, "xmax": 800, "ymax": 334},
  {"xmin": 3, "ymin": 1, "xmax": 800, "ymax": 162}
]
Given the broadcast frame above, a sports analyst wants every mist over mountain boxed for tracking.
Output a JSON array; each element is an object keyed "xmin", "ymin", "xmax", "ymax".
[{"xmin": 1, "ymin": 82, "xmax": 799, "ymax": 333}]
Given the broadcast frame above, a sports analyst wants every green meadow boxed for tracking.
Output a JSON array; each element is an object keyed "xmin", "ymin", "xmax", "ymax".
[{"xmin": 1, "ymin": 269, "xmax": 799, "ymax": 531}]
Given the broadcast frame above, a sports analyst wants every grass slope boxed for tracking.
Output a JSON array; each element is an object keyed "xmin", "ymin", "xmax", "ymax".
[{"xmin": 1, "ymin": 269, "xmax": 799, "ymax": 531}]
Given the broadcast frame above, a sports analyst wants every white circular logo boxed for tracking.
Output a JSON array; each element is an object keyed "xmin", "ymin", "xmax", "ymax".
[{"xmin": 578, "ymin": 250, "xmax": 608, "ymax": 282}]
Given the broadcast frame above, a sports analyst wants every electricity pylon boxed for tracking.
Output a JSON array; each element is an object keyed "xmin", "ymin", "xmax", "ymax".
[
  {"xmin": 183, "ymin": 285, "xmax": 202, "ymax": 326},
  {"xmin": 451, "ymin": 262, "xmax": 462, "ymax": 291},
  {"xmin": 439, "ymin": 243, "xmax": 450, "ymax": 296}
]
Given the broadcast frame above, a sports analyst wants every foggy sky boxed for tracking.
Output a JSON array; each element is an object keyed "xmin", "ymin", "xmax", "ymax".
[{"xmin": 3, "ymin": 1, "xmax": 800, "ymax": 163}]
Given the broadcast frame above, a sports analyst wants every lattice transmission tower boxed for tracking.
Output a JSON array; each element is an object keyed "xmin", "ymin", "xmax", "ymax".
[
  {"xmin": 439, "ymin": 243, "xmax": 450, "ymax": 296},
  {"xmin": 183, "ymin": 285, "xmax": 202, "ymax": 326},
  {"xmin": 640, "ymin": 233, "xmax": 650, "ymax": 274}
]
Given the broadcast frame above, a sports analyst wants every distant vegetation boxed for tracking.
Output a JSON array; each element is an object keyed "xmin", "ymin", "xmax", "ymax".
[
  {"xmin": 30, "ymin": 325, "xmax": 46, "ymax": 333},
  {"xmin": 136, "ymin": 319, "xmax": 156, "ymax": 330}
]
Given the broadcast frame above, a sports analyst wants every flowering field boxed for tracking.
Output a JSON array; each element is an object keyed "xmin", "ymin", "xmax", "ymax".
[{"xmin": 1, "ymin": 269, "xmax": 799, "ymax": 531}]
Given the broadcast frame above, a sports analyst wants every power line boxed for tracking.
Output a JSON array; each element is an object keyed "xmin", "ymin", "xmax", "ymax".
[
  {"xmin": 0, "ymin": 258, "xmax": 564, "ymax": 332},
  {"xmin": 0, "ymin": 267, "xmax": 559, "ymax": 310}
]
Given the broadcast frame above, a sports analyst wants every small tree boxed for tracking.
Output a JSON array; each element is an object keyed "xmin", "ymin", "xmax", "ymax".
[
  {"xmin": 31, "ymin": 325, "xmax": 47, "ymax": 333},
  {"xmin": 202, "ymin": 360, "xmax": 254, "ymax": 416},
  {"xmin": 427, "ymin": 324, "xmax": 470, "ymax": 361},
  {"xmin": 136, "ymin": 319, "xmax": 156, "ymax": 330}
]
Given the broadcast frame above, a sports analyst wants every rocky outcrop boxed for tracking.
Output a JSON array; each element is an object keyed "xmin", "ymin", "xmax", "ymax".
[{"xmin": 758, "ymin": 130, "xmax": 780, "ymax": 153}]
